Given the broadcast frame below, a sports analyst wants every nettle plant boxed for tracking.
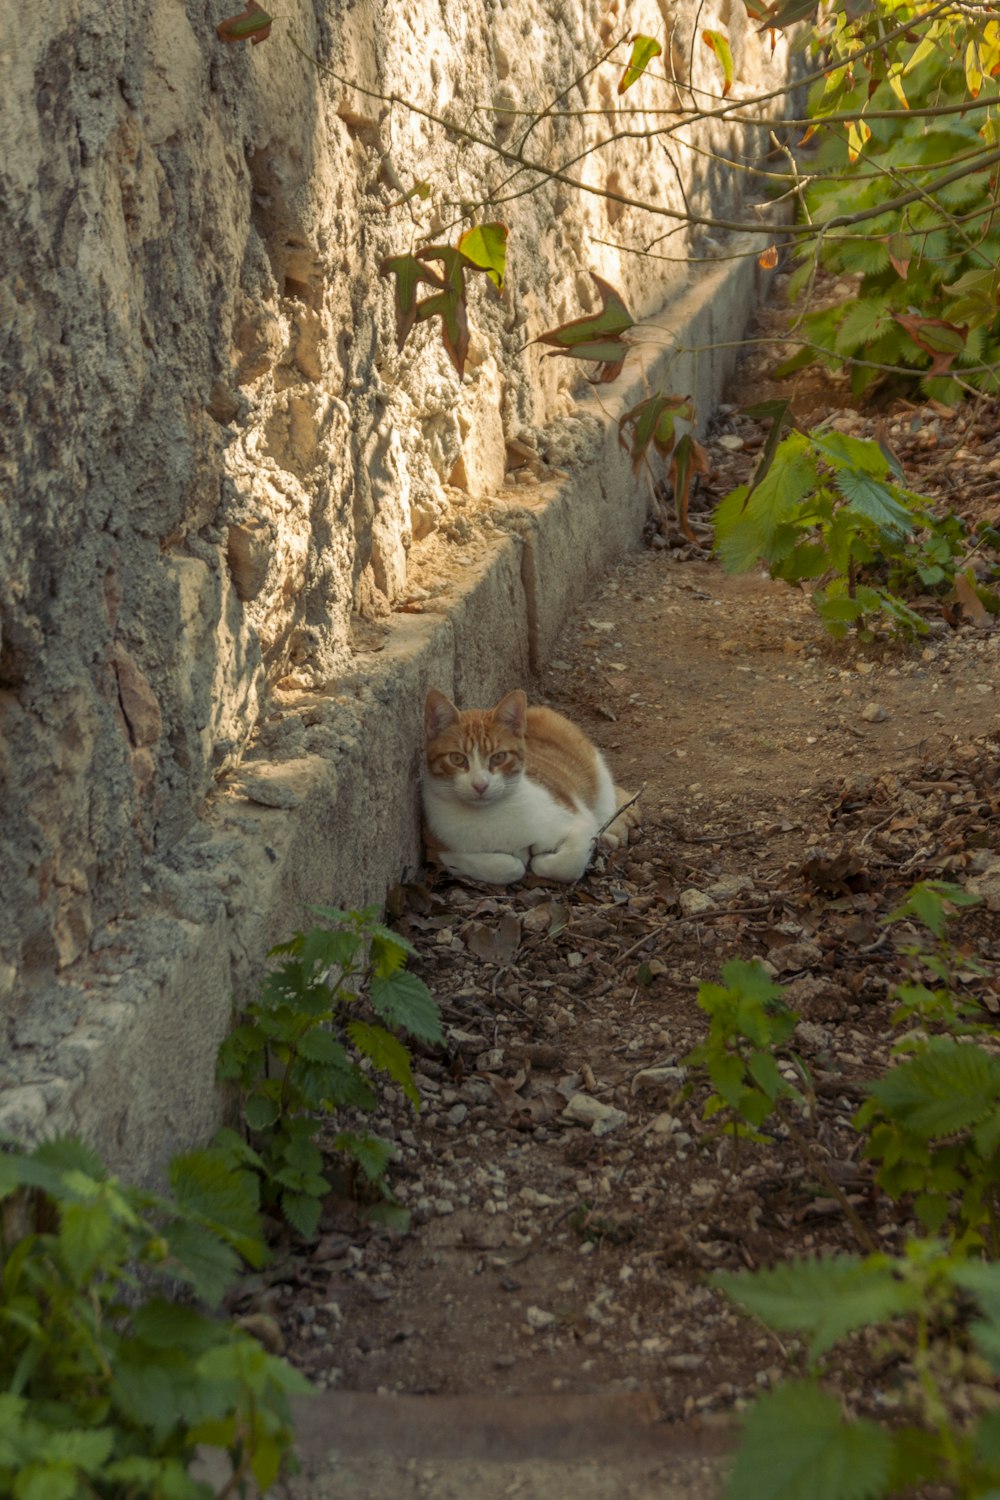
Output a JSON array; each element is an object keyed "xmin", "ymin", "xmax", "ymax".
[
  {"xmin": 712, "ymin": 407, "xmax": 1000, "ymax": 639},
  {"xmin": 716, "ymin": 1242, "xmax": 1000, "ymax": 1500},
  {"xmin": 0, "ymin": 1136, "xmax": 306, "ymax": 1499},
  {"xmin": 688, "ymin": 882, "xmax": 1000, "ymax": 1499},
  {"xmin": 687, "ymin": 881, "xmax": 999, "ymax": 1253},
  {"xmin": 216, "ymin": 906, "xmax": 443, "ymax": 1240}
]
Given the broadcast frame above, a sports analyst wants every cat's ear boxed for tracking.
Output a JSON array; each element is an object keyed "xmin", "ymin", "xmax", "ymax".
[
  {"xmin": 492, "ymin": 689, "xmax": 527, "ymax": 737},
  {"xmin": 425, "ymin": 688, "xmax": 460, "ymax": 739}
]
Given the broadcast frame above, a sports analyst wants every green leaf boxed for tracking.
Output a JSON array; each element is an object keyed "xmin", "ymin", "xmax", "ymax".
[
  {"xmin": 169, "ymin": 1149, "xmax": 263, "ymax": 1265},
  {"xmin": 702, "ymin": 29, "xmax": 734, "ymax": 96},
  {"xmin": 457, "ymin": 223, "xmax": 508, "ymax": 292},
  {"xmin": 295, "ymin": 1028, "xmax": 347, "ymax": 1066},
  {"xmin": 714, "ymin": 1255, "xmax": 917, "ymax": 1357},
  {"xmin": 57, "ymin": 1201, "xmax": 116, "ymax": 1282},
  {"xmin": 36, "ymin": 1426, "xmax": 115, "ymax": 1470},
  {"xmin": 725, "ymin": 1381, "xmax": 895, "ymax": 1500},
  {"xmin": 833, "ymin": 471, "xmax": 915, "ymax": 537},
  {"xmin": 299, "ymin": 924, "xmax": 364, "ymax": 977},
  {"xmin": 865, "ymin": 1039, "xmax": 1000, "ymax": 1141},
  {"xmin": 747, "ymin": 1050, "xmax": 784, "ymax": 1103},
  {"xmin": 335, "ymin": 1131, "xmax": 396, "ymax": 1183},
  {"xmin": 281, "ymin": 1191, "xmax": 322, "ymax": 1240},
  {"xmin": 415, "ymin": 286, "xmax": 471, "ymax": 380},
  {"xmin": 833, "ymin": 296, "xmax": 896, "ymax": 355},
  {"xmin": 245, "ymin": 1092, "xmax": 280, "ymax": 1132},
  {"xmin": 618, "ymin": 34, "xmax": 662, "ymax": 93},
  {"xmin": 347, "ymin": 1020, "xmax": 420, "ymax": 1106},
  {"xmin": 161, "ymin": 1219, "xmax": 242, "ymax": 1307},
  {"xmin": 370, "ymin": 970, "xmax": 443, "ymax": 1044},
  {"xmin": 17, "ymin": 1473, "xmax": 79, "ymax": 1500}
]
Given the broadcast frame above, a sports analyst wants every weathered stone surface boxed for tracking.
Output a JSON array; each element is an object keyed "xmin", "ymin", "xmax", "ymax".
[{"xmin": 1, "ymin": 0, "xmax": 793, "ymax": 1177}]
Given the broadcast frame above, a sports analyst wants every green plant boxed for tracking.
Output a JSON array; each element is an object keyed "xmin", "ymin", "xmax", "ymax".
[
  {"xmin": 712, "ymin": 416, "xmax": 1000, "ymax": 639},
  {"xmin": 684, "ymin": 958, "xmax": 802, "ymax": 1141},
  {"xmin": 856, "ymin": 1038, "xmax": 1000, "ymax": 1254},
  {"xmin": 716, "ymin": 1241, "xmax": 1000, "ymax": 1500},
  {"xmin": 0, "ymin": 1136, "xmax": 306, "ymax": 1498},
  {"xmin": 853, "ymin": 882, "xmax": 1000, "ymax": 1254},
  {"xmin": 780, "ymin": 3, "xmax": 1000, "ymax": 402},
  {"xmin": 216, "ymin": 906, "xmax": 442, "ymax": 1240},
  {"xmin": 885, "ymin": 881, "xmax": 990, "ymax": 1037}
]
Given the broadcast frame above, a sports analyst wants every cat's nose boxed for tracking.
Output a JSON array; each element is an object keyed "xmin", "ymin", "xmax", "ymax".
[{"xmin": 471, "ymin": 778, "xmax": 489, "ymax": 796}]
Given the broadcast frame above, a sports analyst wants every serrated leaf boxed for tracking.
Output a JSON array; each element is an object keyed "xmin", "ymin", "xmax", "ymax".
[
  {"xmin": 370, "ymin": 970, "xmax": 443, "ymax": 1044},
  {"xmin": 281, "ymin": 1190, "xmax": 322, "ymax": 1240},
  {"xmin": 741, "ymin": 401, "xmax": 801, "ymax": 495},
  {"xmin": 715, "ymin": 1255, "xmax": 917, "ymax": 1358},
  {"xmin": 833, "ymin": 471, "xmax": 915, "ymax": 537},
  {"xmin": 335, "ymin": 1131, "xmax": 396, "ymax": 1183},
  {"xmin": 169, "ymin": 1149, "xmax": 262, "ymax": 1258},
  {"xmin": 161, "ymin": 1219, "xmax": 242, "ymax": 1307},
  {"xmin": 56, "ymin": 1201, "xmax": 117, "ymax": 1283},
  {"xmin": 834, "ymin": 297, "xmax": 895, "ymax": 356},
  {"xmin": 295, "ymin": 1028, "xmax": 347, "ymax": 1066},
  {"xmin": 618, "ymin": 34, "xmax": 662, "ymax": 93},
  {"xmin": 40, "ymin": 1426, "xmax": 116, "ymax": 1471},
  {"xmin": 244, "ymin": 1091, "xmax": 280, "ymax": 1132},
  {"xmin": 347, "ymin": 1020, "xmax": 420, "ymax": 1106},
  {"xmin": 725, "ymin": 1381, "xmax": 896, "ymax": 1500},
  {"xmin": 299, "ymin": 924, "xmax": 363, "ymax": 977},
  {"xmin": 866, "ymin": 1039, "xmax": 1000, "ymax": 1141}
]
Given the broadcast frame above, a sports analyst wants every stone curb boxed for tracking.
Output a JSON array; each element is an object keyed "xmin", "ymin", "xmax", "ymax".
[{"xmin": 1, "ymin": 238, "xmax": 771, "ymax": 1183}]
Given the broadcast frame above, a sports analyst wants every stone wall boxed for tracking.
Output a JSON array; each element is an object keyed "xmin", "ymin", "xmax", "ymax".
[{"xmin": 0, "ymin": 0, "xmax": 791, "ymax": 1171}]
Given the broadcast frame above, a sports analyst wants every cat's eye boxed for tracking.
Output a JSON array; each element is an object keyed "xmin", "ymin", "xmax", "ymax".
[
  {"xmin": 447, "ymin": 752, "xmax": 468, "ymax": 769},
  {"xmin": 489, "ymin": 751, "xmax": 508, "ymax": 768}
]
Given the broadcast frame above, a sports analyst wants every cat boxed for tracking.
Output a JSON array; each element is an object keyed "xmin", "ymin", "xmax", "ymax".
[{"xmin": 422, "ymin": 687, "xmax": 637, "ymax": 884}]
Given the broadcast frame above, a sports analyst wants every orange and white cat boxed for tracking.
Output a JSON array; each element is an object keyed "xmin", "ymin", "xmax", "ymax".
[{"xmin": 422, "ymin": 687, "xmax": 635, "ymax": 884}]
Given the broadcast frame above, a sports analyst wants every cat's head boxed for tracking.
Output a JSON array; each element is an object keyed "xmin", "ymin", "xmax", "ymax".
[{"xmin": 423, "ymin": 688, "xmax": 526, "ymax": 807}]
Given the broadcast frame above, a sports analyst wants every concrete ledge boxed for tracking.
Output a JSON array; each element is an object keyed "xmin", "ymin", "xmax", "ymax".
[{"xmin": 0, "ymin": 238, "xmax": 770, "ymax": 1183}]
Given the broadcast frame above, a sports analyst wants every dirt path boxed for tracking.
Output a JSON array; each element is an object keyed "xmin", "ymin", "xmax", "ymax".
[{"xmin": 237, "ymin": 327, "xmax": 1000, "ymax": 1498}]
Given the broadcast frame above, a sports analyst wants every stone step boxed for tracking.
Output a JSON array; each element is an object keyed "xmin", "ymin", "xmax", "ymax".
[{"xmin": 274, "ymin": 1390, "xmax": 732, "ymax": 1499}]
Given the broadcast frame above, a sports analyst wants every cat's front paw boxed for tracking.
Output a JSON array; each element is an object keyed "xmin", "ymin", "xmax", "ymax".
[
  {"xmin": 442, "ymin": 851, "xmax": 527, "ymax": 885},
  {"xmin": 530, "ymin": 844, "xmax": 589, "ymax": 883}
]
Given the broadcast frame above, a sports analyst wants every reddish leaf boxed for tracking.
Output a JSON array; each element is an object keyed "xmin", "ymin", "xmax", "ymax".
[
  {"xmin": 379, "ymin": 254, "xmax": 446, "ymax": 351},
  {"xmin": 618, "ymin": 393, "xmax": 694, "ymax": 473},
  {"xmin": 217, "ymin": 1, "xmax": 273, "ymax": 44},
  {"xmin": 886, "ymin": 231, "xmax": 910, "ymax": 281},
  {"xmin": 892, "ymin": 313, "xmax": 969, "ymax": 374},
  {"xmin": 669, "ymin": 434, "xmax": 711, "ymax": 541},
  {"xmin": 954, "ymin": 571, "xmax": 992, "ymax": 626},
  {"xmin": 530, "ymin": 274, "xmax": 635, "ymax": 382},
  {"xmin": 756, "ymin": 0, "xmax": 818, "ymax": 30},
  {"xmin": 416, "ymin": 289, "xmax": 470, "ymax": 379}
]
